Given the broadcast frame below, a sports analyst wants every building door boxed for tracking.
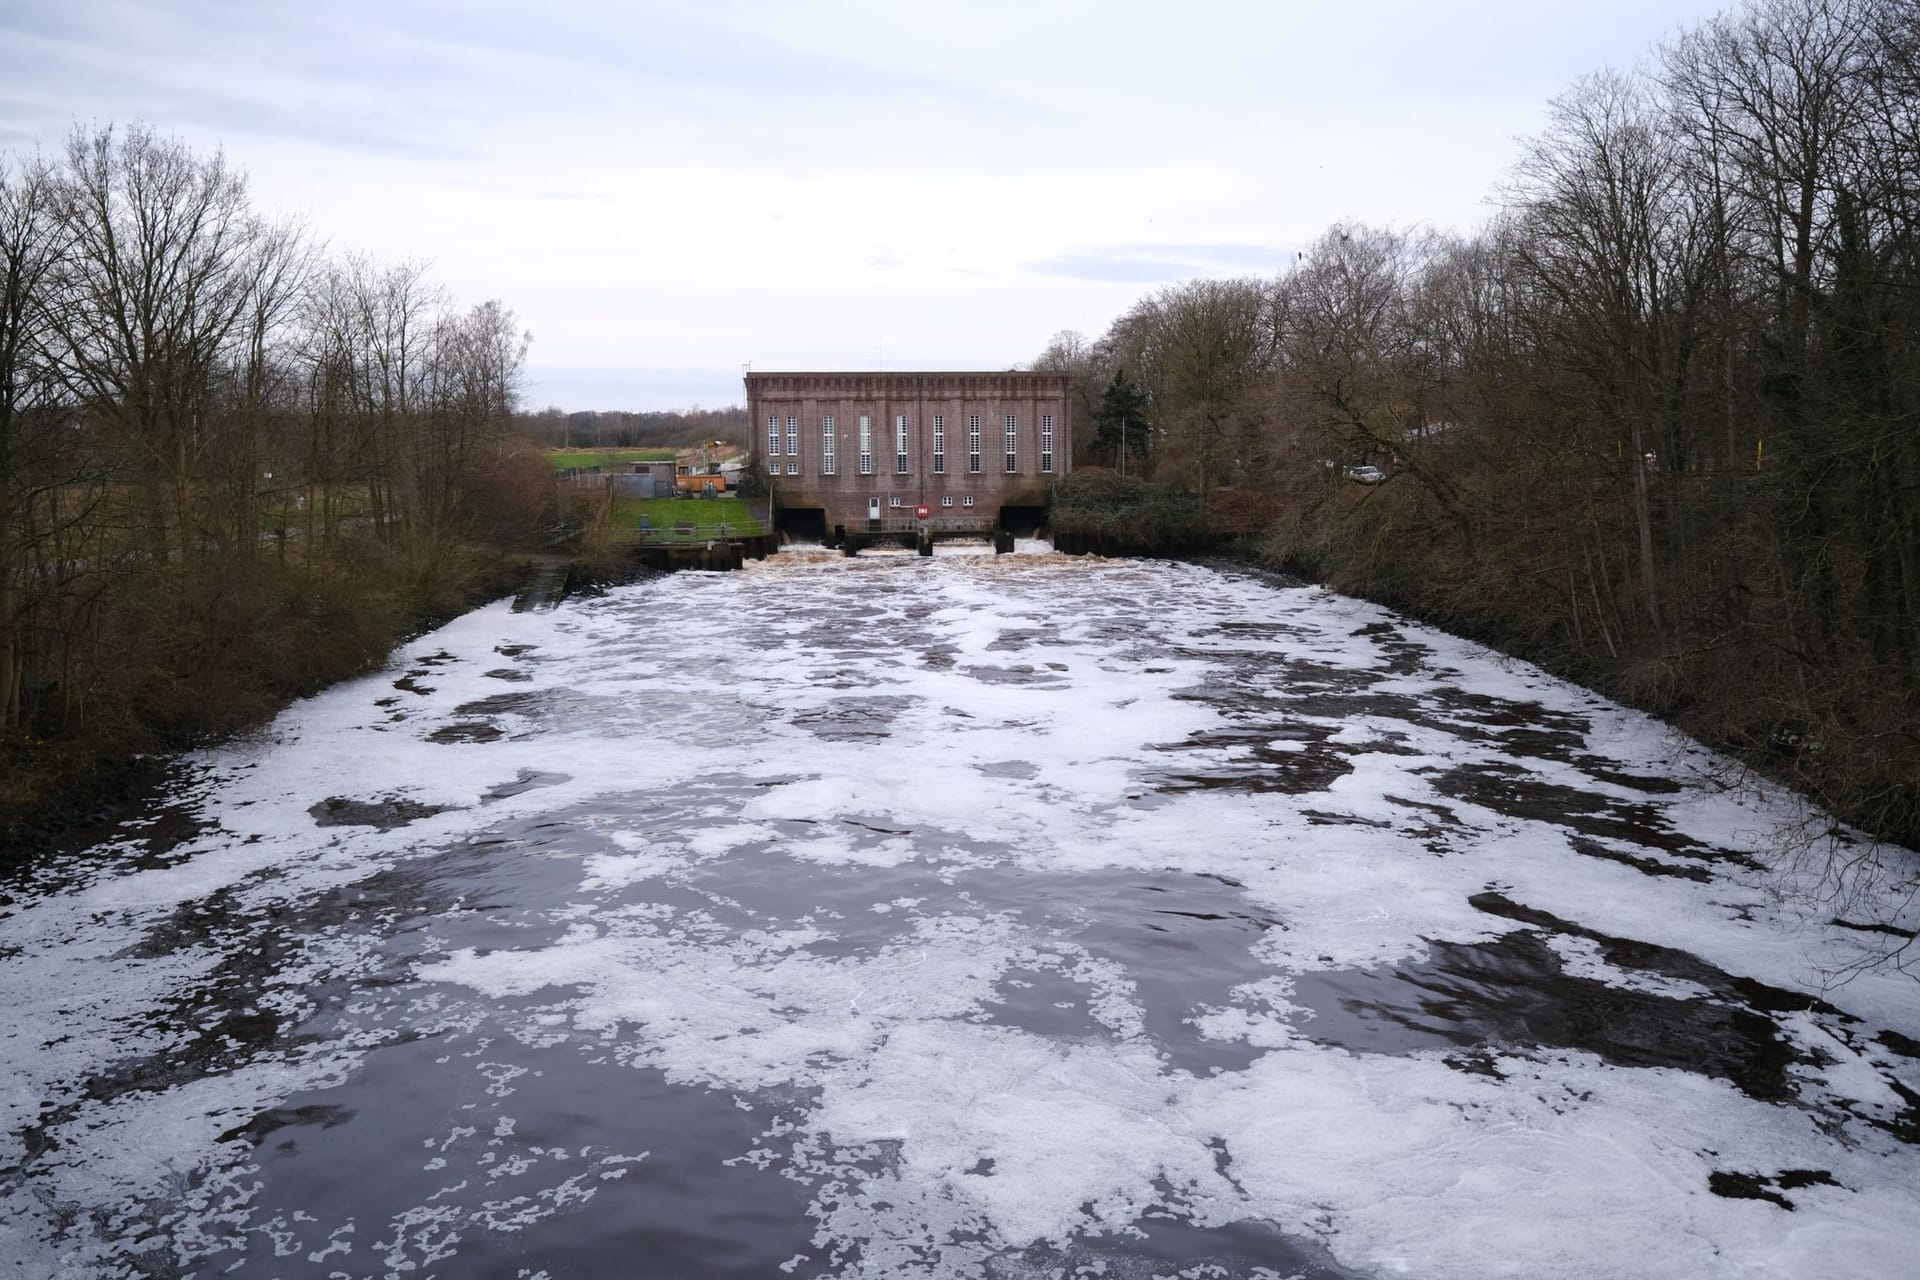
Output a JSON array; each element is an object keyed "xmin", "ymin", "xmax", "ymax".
[{"xmin": 867, "ymin": 497, "xmax": 880, "ymax": 526}]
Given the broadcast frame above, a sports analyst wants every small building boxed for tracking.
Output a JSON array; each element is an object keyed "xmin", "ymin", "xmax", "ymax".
[
  {"xmin": 609, "ymin": 461, "xmax": 677, "ymax": 499},
  {"xmin": 744, "ymin": 370, "xmax": 1073, "ymax": 539},
  {"xmin": 674, "ymin": 471, "xmax": 728, "ymax": 494}
]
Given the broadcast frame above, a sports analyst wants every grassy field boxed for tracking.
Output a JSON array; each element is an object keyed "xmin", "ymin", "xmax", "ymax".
[
  {"xmin": 613, "ymin": 496, "xmax": 763, "ymax": 539},
  {"xmin": 546, "ymin": 447, "xmax": 679, "ymax": 471}
]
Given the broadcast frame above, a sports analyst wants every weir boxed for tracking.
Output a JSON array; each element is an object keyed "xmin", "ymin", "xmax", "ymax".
[
  {"xmin": 626, "ymin": 533, "xmax": 776, "ymax": 572},
  {"xmin": 832, "ymin": 519, "xmax": 1015, "ymax": 557}
]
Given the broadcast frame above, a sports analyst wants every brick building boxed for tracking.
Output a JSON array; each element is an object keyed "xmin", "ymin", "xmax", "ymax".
[{"xmin": 744, "ymin": 371, "xmax": 1072, "ymax": 537}]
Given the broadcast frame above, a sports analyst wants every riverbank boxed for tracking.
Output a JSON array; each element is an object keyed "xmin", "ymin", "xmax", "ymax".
[
  {"xmin": 1051, "ymin": 474, "xmax": 1914, "ymax": 860},
  {"xmin": 1210, "ymin": 525, "xmax": 1916, "ymax": 863},
  {"xmin": 0, "ymin": 545, "xmax": 535, "ymax": 865}
]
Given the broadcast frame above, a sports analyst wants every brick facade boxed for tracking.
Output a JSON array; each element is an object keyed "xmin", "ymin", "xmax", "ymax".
[{"xmin": 745, "ymin": 371, "xmax": 1072, "ymax": 529}]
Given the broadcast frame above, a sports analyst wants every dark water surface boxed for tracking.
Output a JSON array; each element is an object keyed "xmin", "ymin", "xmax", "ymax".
[{"xmin": 3, "ymin": 549, "xmax": 1916, "ymax": 1279}]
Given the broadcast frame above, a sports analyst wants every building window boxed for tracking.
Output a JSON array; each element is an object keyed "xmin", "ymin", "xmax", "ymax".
[
  {"xmin": 962, "ymin": 495, "xmax": 975, "ymax": 507},
  {"xmin": 1041, "ymin": 413, "xmax": 1054, "ymax": 473},
  {"xmin": 822, "ymin": 416, "xmax": 836, "ymax": 475},
  {"xmin": 767, "ymin": 415, "xmax": 780, "ymax": 458},
  {"xmin": 895, "ymin": 414, "xmax": 909, "ymax": 473},
  {"xmin": 888, "ymin": 495, "xmax": 902, "ymax": 508},
  {"xmin": 786, "ymin": 416, "xmax": 798, "ymax": 457},
  {"xmin": 1005, "ymin": 414, "xmax": 1018, "ymax": 473},
  {"xmin": 932, "ymin": 414, "xmax": 945, "ymax": 474},
  {"xmin": 786, "ymin": 461, "xmax": 799, "ymax": 475},
  {"xmin": 858, "ymin": 415, "xmax": 872, "ymax": 475},
  {"xmin": 968, "ymin": 414, "xmax": 981, "ymax": 474},
  {"xmin": 941, "ymin": 495, "xmax": 954, "ymax": 508}
]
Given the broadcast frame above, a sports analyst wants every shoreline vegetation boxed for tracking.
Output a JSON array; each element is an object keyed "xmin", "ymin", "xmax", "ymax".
[
  {"xmin": 0, "ymin": 549, "xmax": 534, "ymax": 862},
  {"xmin": 0, "ymin": 123, "xmax": 557, "ymax": 859},
  {"xmin": 1040, "ymin": 0, "xmax": 1920, "ymax": 898}
]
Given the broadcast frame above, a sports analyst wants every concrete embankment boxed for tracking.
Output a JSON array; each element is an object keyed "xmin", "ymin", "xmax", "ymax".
[
  {"xmin": 514, "ymin": 534, "xmax": 780, "ymax": 612},
  {"xmin": 627, "ymin": 533, "xmax": 777, "ymax": 572}
]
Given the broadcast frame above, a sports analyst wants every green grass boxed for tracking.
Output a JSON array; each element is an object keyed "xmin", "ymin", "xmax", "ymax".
[
  {"xmin": 546, "ymin": 448, "xmax": 678, "ymax": 471},
  {"xmin": 614, "ymin": 496, "xmax": 763, "ymax": 539}
]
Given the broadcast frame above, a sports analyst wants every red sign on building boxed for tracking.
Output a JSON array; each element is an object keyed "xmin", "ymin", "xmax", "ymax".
[{"xmin": 915, "ymin": 504, "xmax": 930, "ymax": 520}]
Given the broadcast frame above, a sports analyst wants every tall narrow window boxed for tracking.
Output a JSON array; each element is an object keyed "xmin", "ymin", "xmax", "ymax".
[
  {"xmin": 932, "ymin": 414, "xmax": 945, "ymax": 475},
  {"xmin": 858, "ymin": 415, "xmax": 873, "ymax": 476},
  {"xmin": 1004, "ymin": 414, "xmax": 1018, "ymax": 473},
  {"xmin": 968, "ymin": 414, "xmax": 982, "ymax": 474},
  {"xmin": 767, "ymin": 414, "xmax": 780, "ymax": 458},
  {"xmin": 786, "ymin": 416, "xmax": 798, "ymax": 457},
  {"xmin": 895, "ymin": 414, "xmax": 909, "ymax": 474},
  {"xmin": 1040, "ymin": 413, "xmax": 1054, "ymax": 473},
  {"xmin": 821, "ymin": 416, "xmax": 836, "ymax": 475}
]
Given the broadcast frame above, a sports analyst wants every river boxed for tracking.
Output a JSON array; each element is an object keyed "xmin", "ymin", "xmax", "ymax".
[{"xmin": 2, "ymin": 546, "xmax": 1916, "ymax": 1279}]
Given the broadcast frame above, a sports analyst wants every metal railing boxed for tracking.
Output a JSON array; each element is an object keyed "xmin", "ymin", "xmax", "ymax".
[
  {"xmin": 857, "ymin": 516, "xmax": 998, "ymax": 534},
  {"xmin": 613, "ymin": 523, "xmax": 765, "ymax": 544}
]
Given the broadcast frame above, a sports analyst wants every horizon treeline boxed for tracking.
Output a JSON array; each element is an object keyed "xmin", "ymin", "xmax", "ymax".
[
  {"xmin": 518, "ymin": 404, "xmax": 749, "ymax": 452},
  {"xmin": 1042, "ymin": 0, "xmax": 1920, "ymax": 856},
  {"xmin": 1, "ymin": 122, "xmax": 546, "ymax": 833}
]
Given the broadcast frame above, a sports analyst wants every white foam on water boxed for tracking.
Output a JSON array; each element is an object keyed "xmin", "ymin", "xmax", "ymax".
[{"xmin": 3, "ymin": 554, "xmax": 1917, "ymax": 1277}]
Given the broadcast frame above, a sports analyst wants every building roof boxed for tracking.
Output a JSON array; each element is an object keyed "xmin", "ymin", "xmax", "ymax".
[{"xmin": 744, "ymin": 370, "xmax": 1071, "ymax": 390}]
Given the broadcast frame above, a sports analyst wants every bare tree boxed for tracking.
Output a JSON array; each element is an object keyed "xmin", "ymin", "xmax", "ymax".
[
  {"xmin": 53, "ymin": 123, "xmax": 294, "ymax": 567},
  {"xmin": 1504, "ymin": 72, "xmax": 1722, "ymax": 640},
  {"xmin": 1127, "ymin": 278, "xmax": 1273, "ymax": 494},
  {"xmin": 415, "ymin": 298, "xmax": 530, "ymax": 564},
  {"xmin": 0, "ymin": 151, "xmax": 77, "ymax": 731}
]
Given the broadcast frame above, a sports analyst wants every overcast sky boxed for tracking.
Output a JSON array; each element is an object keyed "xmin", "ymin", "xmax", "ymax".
[{"xmin": 2, "ymin": 0, "xmax": 1734, "ymax": 412}]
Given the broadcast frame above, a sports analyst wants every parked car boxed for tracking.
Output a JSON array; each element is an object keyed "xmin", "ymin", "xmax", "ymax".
[{"xmin": 1344, "ymin": 465, "xmax": 1385, "ymax": 484}]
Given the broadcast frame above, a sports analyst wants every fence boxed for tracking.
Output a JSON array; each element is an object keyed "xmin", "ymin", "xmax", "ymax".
[
  {"xmin": 858, "ymin": 516, "xmax": 999, "ymax": 535},
  {"xmin": 614, "ymin": 522, "xmax": 764, "ymax": 545}
]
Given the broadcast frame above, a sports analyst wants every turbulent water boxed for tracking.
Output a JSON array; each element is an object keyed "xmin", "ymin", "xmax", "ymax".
[{"xmin": 3, "ymin": 546, "xmax": 1918, "ymax": 1280}]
